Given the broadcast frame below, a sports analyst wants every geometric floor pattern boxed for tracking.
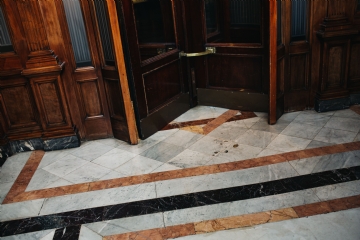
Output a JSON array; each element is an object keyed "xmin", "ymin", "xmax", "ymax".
[{"xmin": 0, "ymin": 105, "xmax": 360, "ymax": 239}]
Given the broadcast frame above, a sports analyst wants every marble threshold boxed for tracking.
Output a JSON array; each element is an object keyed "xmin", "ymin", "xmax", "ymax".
[{"xmin": 3, "ymin": 141, "xmax": 360, "ymax": 205}]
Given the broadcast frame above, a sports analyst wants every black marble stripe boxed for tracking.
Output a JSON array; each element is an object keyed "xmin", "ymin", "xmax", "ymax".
[
  {"xmin": 53, "ymin": 225, "xmax": 81, "ymax": 240},
  {"xmin": 1, "ymin": 166, "xmax": 360, "ymax": 237}
]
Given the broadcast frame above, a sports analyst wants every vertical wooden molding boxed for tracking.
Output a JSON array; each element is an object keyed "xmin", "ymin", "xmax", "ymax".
[
  {"xmin": 269, "ymin": 0, "xmax": 277, "ymax": 124},
  {"xmin": 105, "ymin": 0, "xmax": 139, "ymax": 144},
  {"xmin": 15, "ymin": 0, "xmax": 50, "ymax": 53}
]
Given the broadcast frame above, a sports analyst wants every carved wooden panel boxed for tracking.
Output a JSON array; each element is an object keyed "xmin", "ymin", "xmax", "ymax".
[
  {"xmin": 289, "ymin": 53, "xmax": 308, "ymax": 90},
  {"xmin": 207, "ymin": 55, "xmax": 263, "ymax": 92},
  {"xmin": 31, "ymin": 77, "xmax": 67, "ymax": 128},
  {"xmin": 349, "ymin": 42, "xmax": 360, "ymax": 86},
  {"xmin": 327, "ymin": 45, "xmax": 345, "ymax": 88},
  {"xmin": 77, "ymin": 79, "xmax": 103, "ymax": 118},
  {"xmin": 0, "ymin": 79, "xmax": 39, "ymax": 130},
  {"xmin": 142, "ymin": 59, "xmax": 182, "ymax": 113}
]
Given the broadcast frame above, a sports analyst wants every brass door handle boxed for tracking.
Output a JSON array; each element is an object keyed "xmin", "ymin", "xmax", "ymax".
[{"xmin": 180, "ymin": 47, "xmax": 216, "ymax": 57}]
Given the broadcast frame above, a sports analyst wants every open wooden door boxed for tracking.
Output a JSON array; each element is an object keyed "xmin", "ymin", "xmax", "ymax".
[
  {"xmin": 119, "ymin": 0, "xmax": 191, "ymax": 139},
  {"xmin": 181, "ymin": 0, "xmax": 271, "ymax": 113}
]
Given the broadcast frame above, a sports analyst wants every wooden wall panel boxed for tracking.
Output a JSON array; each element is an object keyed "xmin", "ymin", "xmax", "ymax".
[
  {"xmin": 142, "ymin": 60, "xmax": 182, "ymax": 113},
  {"xmin": 104, "ymin": 78, "xmax": 126, "ymax": 119},
  {"xmin": 349, "ymin": 42, "xmax": 360, "ymax": 87},
  {"xmin": 78, "ymin": 79, "xmax": 103, "ymax": 118},
  {"xmin": 207, "ymin": 55, "xmax": 263, "ymax": 91},
  {"xmin": 0, "ymin": 81, "xmax": 39, "ymax": 129},
  {"xmin": 327, "ymin": 45, "xmax": 346, "ymax": 88},
  {"xmin": 37, "ymin": 80, "xmax": 65, "ymax": 126},
  {"xmin": 289, "ymin": 53, "xmax": 308, "ymax": 90}
]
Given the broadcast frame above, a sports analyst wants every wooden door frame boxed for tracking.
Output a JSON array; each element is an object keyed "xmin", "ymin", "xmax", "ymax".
[{"xmin": 269, "ymin": 0, "xmax": 278, "ymax": 124}]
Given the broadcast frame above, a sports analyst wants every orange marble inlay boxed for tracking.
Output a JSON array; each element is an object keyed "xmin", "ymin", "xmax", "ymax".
[
  {"xmin": 101, "ymin": 195, "xmax": 360, "ymax": 240},
  {"xmin": 202, "ymin": 110, "xmax": 239, "ymax": 134},
  {"xmin": 2, "ymin": 141, "xmax": 360, "ymax": 204},
  {"xmin": 350, "ymin": 105, "xmax": 360, "ymax": 115}
]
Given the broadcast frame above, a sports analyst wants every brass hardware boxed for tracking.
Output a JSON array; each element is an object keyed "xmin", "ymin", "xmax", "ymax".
[
  {"xmin": 180, "ymin": 47, "xmax": 216, "ymax": 57},
  {"xmin": 132, "ymin": 0, "xmax": 148, "ymax": 4}
]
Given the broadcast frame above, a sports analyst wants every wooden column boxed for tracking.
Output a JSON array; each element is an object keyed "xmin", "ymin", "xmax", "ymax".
[
  {"xmin": 269, "ymin": 0, "xmax": 277, "ymax": 124},
  {"xmin": 315, "ymin": 0, "xmax": 358, "ymax": 112},
  {"xmin": 105, "ymin": 0, "xmax": 139, "ymax": 144}
]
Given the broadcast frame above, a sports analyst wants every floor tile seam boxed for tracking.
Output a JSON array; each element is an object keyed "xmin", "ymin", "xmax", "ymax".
[
  {"xmin": 101, "ymin": 196, "xmax": 360, "ymax": 240},
  {"xmin": 3, "ymin": 142, "xmax": 360, "ymax": 204}
]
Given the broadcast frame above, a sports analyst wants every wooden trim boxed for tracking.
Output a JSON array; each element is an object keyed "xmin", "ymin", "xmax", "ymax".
[
  {"xmin": 105, "ymin": 0, "xmax": 138, "ymax": 144},
  {"xmin": 269, "ymin": 0, "xmax": 277, "ymax": 124}
]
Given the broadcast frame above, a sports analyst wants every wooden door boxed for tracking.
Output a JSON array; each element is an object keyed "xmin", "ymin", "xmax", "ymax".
[
  {"xmin": 119, "ymin": 0, "xmax": 191, "ymax": 139},
  {"xmin": 183, "ymin": 0, "xmax": 270, "ymax": 112}
]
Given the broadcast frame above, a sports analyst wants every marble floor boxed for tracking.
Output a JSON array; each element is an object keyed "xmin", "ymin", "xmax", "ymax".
[{"xmin": 0, "ymin": 105, "xmax": 360, "ymax": 239}]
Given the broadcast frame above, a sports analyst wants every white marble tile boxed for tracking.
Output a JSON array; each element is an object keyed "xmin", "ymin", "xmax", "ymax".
[
  {"xmin": 151, "ymin": 163, "xmax": 181, "ymax": 173},
  {"xmin": 98, "ymin": 170, "xmax": 128, "ymax": 181},
  {"xmin": 251, "ymin": 118, "xmax": 291, "ymax": 134},
  {"xmin": 306, "ymin": 140, "xmax": 334, "ymax": 149},
  {"xmin": 188, "ymin": 136, "xmax": 227, "ymax": 156},
  {"xmin": 192, "ymin": 162, "xmax": 299, "ymax": 194},
  {"xmin": 39, "ymin": 182, "xmax": 156, "ymax": 215},
  {"xmin": 355, "ymin": 133, "xmax": 360, "ymax": 142},
  {"xmin": 235, "ymin": 129, "xmax": 278, "ymax": 148},
  {"xmin": 289, "ymin": 151, "xmax": 360, "ymax": 175},
  {"xmin": 114, "ymin": 155, "xmax": 163, "ymax": 176},
  {"xmin": 117, "ymin": 138, "xmax": 159, "ymax": 154},
  {"xmin": 173, "ymin": 106, "xmax": 228, "ymax": 122},
  {"xmin": 61, "ymin": 162, "xmax": 111, "ymax": 184},
  {"xmin": 302, "ymin": 109, "xmax": 336, "ymax": 116},
  {"xmin": 86, "ymin": 213, "xmax": 164, "ymax": 236},
  {"xmin": 293, "ymin": 112, "xmax": 331, "ymax": 127},
  {"xmin": 26, "ymin": 169, "xmax": 61, "ymax": 191},
  {"xmin": 164, "ymin": 202, "xmax": 232, "ymax": 226},
  {"xmin": 156, "ymin": 162, "xmax": 298, "ymax": 198},
  {"xmin": 91, "ymin": 148, "xmax": 137, "ymax": 170},
  {"xmin": 205, "ymin": 155, "xmax": 234, "ymax": 165},
  {"xmin": 254, "ymin": 112, "xmax": 268, "ymax": 118},
  {"xmin": 163, "ymin": 130, "xmax": 203, "ymax": 148},
  {"xmin": 167, "ymin": 149, "xmax": 212, "ymax": 168},
  {"xmin": 278, "ymin": 111, "xmax": 300, "ymax": 122},
  {"xmin": 314, "ymin": 127, "xmax": 357, "ymax": 144},
  {"xmin": 325, "ymin": 116, "xmax": 360, "ymax": 133},
  {"xmin": 1, "ymin": 230, "xmax": 54, "ymax": 240},
  {"xmin": 40, "ymin": 230, "xmax": 56, "ymax": 240},
  {"xmin": 71, "ymin": 141, "xmax": 114, "ymax": 161},
  {"xmin": 229, "ymin": 189, "xmax": 319, "ymax": 217},
  {"xmin": 42, "ymin": 155, "xmax": 89, "ymax": 177},
  {"xmin": 148, "ymin": 129, "xmax": 179, "ymax": 141},
  {"xmin": 216, "ymin": 142, "xmax": 263, "ymax": 161},
  {"xmin": 44, "ymin": 178, "xmax": 73, "ymax": 189},
  {"xmin": 95, "ymin": 138, "xmax": 127, "ymax": 148},
  {"xmin": 267, "ymin": 134, "xmax": 311, "ymax": 152},
  {"xmin": 0, "ymin": 152, "xmax": 32, "ymax": 184},
  {"xmin": 313, "ymin": 180, "xmax": 360, "ymax": 201},
  {"xmin": 225, "ymin": 117, "xmax": 261, "ymax": 129},
  {"xmin": 38, "ymin": 149, "xmax": 74, "ymax": 169},
  {"xmin": 0, "ymin": 199, "xmax": 45, "ymax": 221},
  {"xmin": 79, "ymin": 226, "xmax": 102, "ymax": 240},
  {"xmin": 257, "ymin": 148, "xmax": 284, "ymax": 157},
  {"xmin": 333, "ymin": 108, "xmax": 360, "ymax": 119},
  {"xmin": 0, "ymin": 182, "xmax": 13, "ymax": 203},
  {"xmin": 281, "ymin": 122, "xmax": 323, "ymax": 140},
  {"xmin": 207, "ymin": 124, "xmax": 247, "ymax": 141},
  {"xmin": 140, "ymin": 142, "xmax": 185, "ymax": 163}
]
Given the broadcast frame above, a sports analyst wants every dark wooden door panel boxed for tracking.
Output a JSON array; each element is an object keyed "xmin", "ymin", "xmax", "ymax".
[
  {"xmin": 143, "ymin": 59, "xmax": 182, "ymax": 113},
  {"xmin": 207, "ymin": 54, "xmax": 264, "ymax": 91}
]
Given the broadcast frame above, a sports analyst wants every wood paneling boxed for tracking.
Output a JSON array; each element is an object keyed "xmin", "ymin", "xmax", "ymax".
[
  {"xmin": 348, "ymin": 42, "xmax": 360, "ymax": 87},
  {"xmin": 143, "ymin": 59, "xmax": 182, "ymax": 113},
  {"xmin": 327, "ymin": 45, "xmax": 345, "ymax": 88},
  {"xmin": 289, "ymin": 53, "xmax": 308, "ymax": 90},
  {"xmin": 77, "ymin": 79, "xmax": 103, "ymax": 118},
  {"xmin": 207, "ymin": 55, "xmax": 263, "ymax": 91}
]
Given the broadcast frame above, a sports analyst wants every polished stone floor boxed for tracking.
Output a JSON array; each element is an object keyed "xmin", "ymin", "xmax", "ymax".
[{"xmin": 0, "ymin": 105, "xmax": 360, "ymax": 239}]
